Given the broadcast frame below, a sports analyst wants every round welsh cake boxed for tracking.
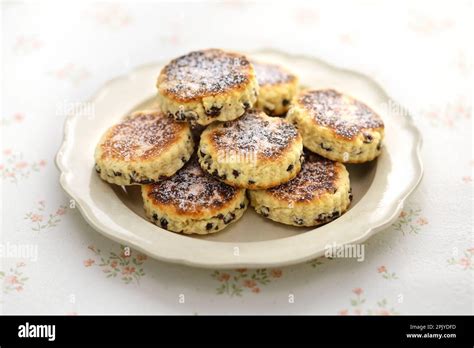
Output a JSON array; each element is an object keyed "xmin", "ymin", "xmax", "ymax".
[
  {"xmin": 287, "ymin": 89, "xmax": 384, "ymax": 163},
  {"xmin": 157, "ymin": 49, "xmax": 259, "ymax": 125},
  {"xmin": 249, "ymin": 152, "xmax": 352, "ymax": 227},
  {"xmin": 198, "ymin": 109, "xmax": 304, "ymax": 189},
  {"xmin": 142, "ymin": 158, "xmax": 248, "ymax": 235},
  {"xmin": 94, "ymin": 109, "xmax": 194, "ymax": 185},
  {"xmin": 253, "ymin": 60, "xmax": 298, "ymax": 116}
]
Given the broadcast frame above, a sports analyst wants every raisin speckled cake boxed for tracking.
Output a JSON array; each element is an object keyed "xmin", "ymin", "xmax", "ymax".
[
  {"xmin": 287, "ymin": 89, "xmax": 384, "ymax": 163},
  {"xmin": 249, "ymin": 152, "xmax": 352, "ymax": 227},
  {"xmin": 198, "ymin": 109, "xmax": 304, "ymax": 189},
  {"xmin": 142, "ymin": 157, "xmax": 247, "ymax": 235},
  {"xmin": 94, "ymin": 109, "xmax": 194, "ymax": 185},
  {"xmin": 157, "ymin": 49, "xmax": 259, "ymax": 125},
  {"xmin": 253, "ymin": 60, "xmax": 298, "ymax": 116}
]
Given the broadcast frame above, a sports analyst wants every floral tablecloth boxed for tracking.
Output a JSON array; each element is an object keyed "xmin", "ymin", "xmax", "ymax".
[{"xmin": 1, "ymin": 0, "xmax": 472, "ymax": 315}]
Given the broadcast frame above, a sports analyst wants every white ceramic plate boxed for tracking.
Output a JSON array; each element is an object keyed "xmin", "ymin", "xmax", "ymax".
[{"xmin": 56, "ymin": 50, "xmax": 423, "ymax": 269}]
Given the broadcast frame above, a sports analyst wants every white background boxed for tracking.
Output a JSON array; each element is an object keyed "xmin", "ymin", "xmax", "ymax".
[{"xmin": 1, "ymin": 0, "xmax": 472, "ymax": 314}]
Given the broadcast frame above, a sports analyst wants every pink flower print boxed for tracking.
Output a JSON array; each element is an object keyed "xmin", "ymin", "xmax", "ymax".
[
  {"xmin": 243, "ymin": 279, "xmax": 256, "ymax": 288},
  {"xmin": 2, "ymin": 263, "xmax": 28, "ymax": 294},
  {"xmin": 39, "ymin": 160, "xmax": 47, "ymax": 167},
  {"xmin": 85, "ymin": 245, "xmax": 147, "ymax": 284},
  {"xmin": 378, "ymin": 266, "xmax": 398, "ymax": 280},
  {"xmin": 416, "ymin": 217, "xmax": 428, "ymax": 226},
  {"xmin": 3, "ymin": 149, "xmax": 12, "ymax": 155},
  {"xmin": 122, "ymin": 266, "xmax": 135, "ymax": 275},
  {"xmin": 110, "ymin": 261, "xmax": 118, "ymax": 269},
  {"xmin": 5, "ymin": 275, "xmax": 19, "ymax": 284},
  {"xmin": 212, "ymin": 268, "xmax": 282, "ymax": 297},
  {"xmin": 56, "ymin": 64, "xmax": 71, "ymax": 79},
  {"xmin": 447, "ymin": 247, "xmax": 474, "ymax": 270},
  {"xmin": 52, "ymin": 64, "xmax": 90, "ymax": 85},
  {"xmin": 15, "ymin": 161, "xmax": 28, "ymax": 169},
  {"xmin": 462, "ymin": 176, "xmax": 472, "ymax": 183},
  {"xmin": 14, "ymin": 35, "xmax": 43, "ymax": 54},
  {"xmin": 83, "ymin": 259, "xmax": 95, "ymax": 267},
  {"xmin": 343, "ymin": 290, "xmax": 398, "ymax": 315},
  {"xmin": 217, "ymin": 273, "xmax": 230, "ymax": 282},
  {"xmin": 270, "ymin": 269, "xmax": 282, "ymax": 278},
  {"xmin": 459, "ymin": 258, "xmax": 471, "ymax": 270},
  {"xmin": 30, "ymin": 214, "xmax": 43, "ymax": 222},
  {"xmin": 56, "ymin": 207, "xmax": 66, "ymax": 216},
  {"xmin": 14, "ymin": 113, "xmax": 24, "ymax": 122}
]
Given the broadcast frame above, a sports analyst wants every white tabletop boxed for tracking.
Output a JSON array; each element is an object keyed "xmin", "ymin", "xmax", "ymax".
[{"xmin": 1, "ymin": 0, "xmax": 472, "ymax": 314}]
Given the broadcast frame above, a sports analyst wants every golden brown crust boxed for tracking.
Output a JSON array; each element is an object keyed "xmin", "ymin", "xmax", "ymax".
[
  {"xmin": 157, "ymin": 49, "xmax": 255, "ymax": 102},
  {"xmin": 252, "ymin": 60, "xmax": 297, "ymax": 86},
  {"xmin": 252, "ymin": 60, "xmax": 299, "ymax": 116},
  {"xmin": 204, "ymin": 109, "xmax": 300, "ymax": 161},
  {"xmin": 98, "ymin": 110, "xmax": 189, "ymax": 162},
  {"xmin": 267, "ymin": 152, "xmax": 342, "ymax": 203},
  {"xmin": 248, "ymin": 152, "xmax": 351, "ymax": 227},
  {"xmin": 295, "ymin": 89, "xmax": 384, "ymax": 140},
  {"xmin": 142, "ymin": 158, "xmax": 245, "ymax": 219}
]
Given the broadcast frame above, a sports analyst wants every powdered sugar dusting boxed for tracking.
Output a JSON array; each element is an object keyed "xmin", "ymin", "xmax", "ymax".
[
  {"xmin": 148, "ymin": 158, "xmax": 239, "ymax": 214},
  {"xmin": 299, "ymin": 89, "xmax": 384, "ymax": 139},
  {"xmin": 211, "ymin": 109, "xmax": 299, "ymax": 158},
  {"xmin": 268, "ymin": 152, "xmax": 337, "ymax": 202},
  {"xmin": 159, "ymin": 49, "xmax": 252, "ymax": 100},
  {"xmin": 253, "ymin": 61, "xmax": 295, "ymax": 86},
  {"xmin": 100, "ymin": 111, "xmax": 186, "ymax": 161}
]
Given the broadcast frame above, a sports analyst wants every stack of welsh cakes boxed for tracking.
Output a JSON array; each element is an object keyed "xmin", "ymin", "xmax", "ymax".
[{"xmin": 94, "ymin": 49, "xmax": 384, "ymax": 235}]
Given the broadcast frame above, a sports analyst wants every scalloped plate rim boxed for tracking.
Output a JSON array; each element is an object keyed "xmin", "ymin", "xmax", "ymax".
[{"xmin": 55, "ymin": 49, "xmax": 424, "ymax": 269}]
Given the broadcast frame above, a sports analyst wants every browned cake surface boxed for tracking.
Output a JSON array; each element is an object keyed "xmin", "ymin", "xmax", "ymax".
[
  {"xmin": 99, "ymin": 111, "xmax": 188, "ymax": 161},
  {"xmin": 253, "ymin": 61, "xmax": 296, "ymax": 86},
  {"xmin": 267, "ymin": 153, "xmax": 339, "ymax": 202},
  {"xmin": 297, "ymin": 89, "xmax": 384, "ymax": 139},
  {"xmin": 158, "ymin": 49, "xmax": 254, "ymax": 102},
  {"xmin": 207, "ymin": 109, "xmax": 299, "ymax": 160},
  {"xmin": 145, "ymin": 159, "xmax": 240, "ymax": 216}
]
